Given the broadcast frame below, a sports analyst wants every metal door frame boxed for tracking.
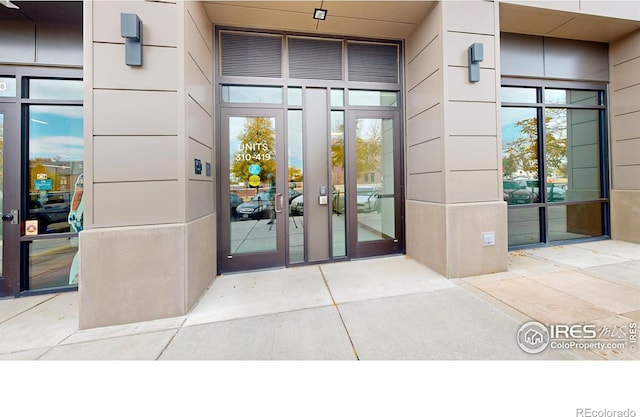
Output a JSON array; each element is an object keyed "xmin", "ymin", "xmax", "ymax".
[
  {"xmin": 346, "ymin": 109, "xmax": 404, "ymax": 258},
  {"xmin": 218, "ymin": 107, "xmax": 287, "ymax": 272},
  {"xmin": 0, "ymin": 103, "xmax": 20, "ymax": 297}
]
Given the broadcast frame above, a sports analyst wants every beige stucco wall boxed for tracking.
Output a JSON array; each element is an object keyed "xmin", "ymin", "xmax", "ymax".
[
  {"xmin": 609, "ymin": 28, "xmax": 640, "ymax": 243},
  {"xmin": 405, "ymin": 1, "xmax": 507, "ymax": 278},
  {"xmin": 81, "ymin": 0, "xmax": 215, "ymax": 329}
]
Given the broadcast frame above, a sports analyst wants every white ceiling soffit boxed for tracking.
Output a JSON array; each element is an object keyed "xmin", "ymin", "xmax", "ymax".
[
  {"xmin": 202, "ymin": 1, "xmax": 437, "ymax": 39},
  {"xmin": 500, "ymin": 2, "xmax": 640, "ymax": 43}
]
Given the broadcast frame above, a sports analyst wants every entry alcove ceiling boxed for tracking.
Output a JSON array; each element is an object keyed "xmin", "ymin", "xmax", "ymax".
[{"xmin": 202, "ymin": 1, "xmax": 437, "ymax": 39}]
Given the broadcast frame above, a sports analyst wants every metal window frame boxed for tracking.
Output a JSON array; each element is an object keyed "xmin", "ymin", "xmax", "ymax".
[{"xmin": 501, "ymin": 77, "xmax": 610, "ymax": 250}]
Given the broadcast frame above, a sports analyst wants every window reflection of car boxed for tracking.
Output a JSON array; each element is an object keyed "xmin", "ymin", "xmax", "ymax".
[
  {"xmin": 229, "ymin": 193, "xmax": 242, "ymax": 217},
  {"xmin": 235, "ymin": 192, "xmax": 273, "ymax": 220},
  {"xmin": 503, "ymin": 180, "xmax": 533, "ymax": 205},
  {"xmin": 29, "ymin": 192, "xmax": 71, "ymax": 233},
  {"xmin": 546, "ymin": 184, "xmax": 566, "ymax": 202},
  {"xmin": 290, "ymin": 194, "xmax": 304, "ymax": 215},
  {"xmin": 288, "ymin": 188, "xmax": 301, "ymax": 203}
]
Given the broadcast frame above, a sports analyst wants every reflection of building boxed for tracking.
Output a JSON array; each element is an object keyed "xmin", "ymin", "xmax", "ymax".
[{"xmin": 1, "ymin": 1, "xmax": 640, "ymax": 329}]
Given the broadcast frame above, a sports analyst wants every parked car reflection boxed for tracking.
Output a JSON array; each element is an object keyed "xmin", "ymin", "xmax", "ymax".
[
  {"xmin": 503, "ymin": 180, "xmax": 533, "ymax": 205},
  {"xmin": 235, "ymin": 192, "xmax": 273, "ymax": 220},
  {"xmin": 229, "ymin": 192, "xmax": 242, "ymax": 218},
  {"xmin": 28, "ymin": 192, "xmax": 71, "ymax": 233}
]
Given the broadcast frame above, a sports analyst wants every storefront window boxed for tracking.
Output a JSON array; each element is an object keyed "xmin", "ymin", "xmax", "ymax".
[
  {"xmin": 27, "ymin": 105, "xmax": 84, "ymax": 235},
  {"xmin": 501, "ymin": 84, "xmax": 607, "ymax": 247},
  {"xmin": 24, "ymin": 78, "xmax": 83, "ymax": 289}
]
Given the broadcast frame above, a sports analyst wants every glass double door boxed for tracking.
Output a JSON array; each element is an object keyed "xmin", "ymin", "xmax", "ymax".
[{"xmin": 219, "ymin": 105, "xmax": 402, "ymax": 273}]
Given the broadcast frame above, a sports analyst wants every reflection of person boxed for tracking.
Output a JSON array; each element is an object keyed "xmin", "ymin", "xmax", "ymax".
[{"xmin": 68, "ymin": 174, "xmax": 83, "ymax": 285}]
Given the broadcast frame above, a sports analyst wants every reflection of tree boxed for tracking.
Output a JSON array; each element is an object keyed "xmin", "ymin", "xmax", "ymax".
[
  {"xmin": 503, "ymin": 111, "xmax": 567, "ymax": 178},
  {"xmin": 330, "ymin": 121, "xmax": 382, "ymax": 179},
  {"xmin": 231, "ymin": 117, "xmax": 276, "ymax": 185},
  {"xmin": 288, "ymin": 166, "xmax": 303, "ymax": 182}
]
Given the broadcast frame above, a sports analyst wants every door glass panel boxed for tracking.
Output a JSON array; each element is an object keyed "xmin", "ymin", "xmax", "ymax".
[
  {"xmin": 221, "ymin": 86, "xmax": 282, "ymax": 104},
  {"xmin": 331, "ymin": 89, "xmax": 344, "ymax": 107},
  {"xmin": 549, "ymin": 203, "xmax": 603, "ymax": 241},
  {"xmin": 0, "ymin": 113, "xmax": 4, "ymax": 276},
  {"xmin": 501, "ymin": 87, "xmax": 537, "ymax": 103},
  {"xmin": 0, "ymin": 77, "xmax": 17, "ymax": 97},
  {"xmin": 545, "ymin": 108, "xmax": 600, "ymax": 202},
  {"xmin": 28, "ymin": 79, "xmax": 83, "ymax": 100},
  {"xmin": 501, "ymin": 107, "xmax": 539, "ymax": 205},
  {"xmin": 349, "ymin": 90, "xmax": 398, "ymax": 107},
  {"xmin": 27, "ymin": 105, "xmax": 84, "ymax": 235},
  {"xmin": 229, "ymin": 116, "xmax": 277, "ymax": 255},
  {"xmin": 28, "ymin": 238, "xmax": 79, "ymax": 290},
  {"xmin": 508, "ymin": 207, "xmax": 542, "ymax": 246},
  {"xmin": 331, "ymin": 111, "xmax": 346, "ymax": 257},
  {"xmin": 288, "ymin": 110, "xmax": 304, "ymax": 263},
  {"xmin": 544, "ymin": 89, "xmax": 599, "ymax": 106},
  {"xmin": 287, "ymin": 88, "xmax": 302, "ymax": 106},
  {"xmin": 356, "ymin": 117, "xmax": 395, "ymax": 243}
]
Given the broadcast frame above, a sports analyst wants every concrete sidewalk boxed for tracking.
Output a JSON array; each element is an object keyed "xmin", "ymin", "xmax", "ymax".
[{"xmin": 0, "ymin": 240, "xmax": 638, "ymax": 360}]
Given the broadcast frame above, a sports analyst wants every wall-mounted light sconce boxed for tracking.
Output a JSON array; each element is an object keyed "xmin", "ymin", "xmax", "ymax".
[
  {"xmin": 468, "ymin": 42, "xmax": 484, "ymax": 83},
  {"xmin": 121, "ymin": 13, "xmax": 143, "ymax": 66},
  {"xmin": 313, "ymin": 8, "xmax": 327, "ymax": 20}
]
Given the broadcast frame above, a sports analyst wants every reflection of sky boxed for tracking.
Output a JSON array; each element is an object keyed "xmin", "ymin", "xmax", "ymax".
[
  {"xmin": 501, "ymin": 107, "xmax": 537, "ymax": 152},
  {"xmin": 288, "ymin": 111, "xmax": 302, "ymax": 170},
  {"xmin": 29, "ymin": 106, "xmax": 83, "ymax": 161},
  {"xmin": 229, "ymin": 117, "xmax": 277, "ymax": 163}
]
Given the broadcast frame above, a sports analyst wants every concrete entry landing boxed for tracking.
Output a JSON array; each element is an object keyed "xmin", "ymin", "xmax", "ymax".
[{"xmin": 0, "ymin": 240, "xmax": 638, "ymax": 360}]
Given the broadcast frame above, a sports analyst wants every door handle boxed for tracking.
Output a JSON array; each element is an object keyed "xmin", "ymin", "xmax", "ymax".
[
  {"xmin": 2, "ymin": 209, "xmax": 19, "ymax": 224},
  {"xmin": 274, "ymin": 193, "xmax": 284, "ymax": 213}
]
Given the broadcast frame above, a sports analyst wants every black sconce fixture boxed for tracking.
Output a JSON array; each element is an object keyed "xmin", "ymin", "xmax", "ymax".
[
  {"xmin": 121, "ymin": 13, "xmax": 143, "ymax": 66},
  {"xmin": 468, "ymin": 43, "xmax": 484, "ymax": 83}
]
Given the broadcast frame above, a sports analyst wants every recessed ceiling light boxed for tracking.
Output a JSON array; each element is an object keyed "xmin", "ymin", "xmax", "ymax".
[{"xmin": 313, "ymin": 8, "xmax": 327, "ymax": 20}]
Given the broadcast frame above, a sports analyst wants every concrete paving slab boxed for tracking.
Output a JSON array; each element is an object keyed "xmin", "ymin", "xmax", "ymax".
[
  {"xmin": 530, "ymin": 271, "xmax": 640, "ymax": 315},
  {"xmin": 583, "ymin": 261, "xmax": 640, "ymax": 290},
  {"xmin": 474, "ymin": 277, "xmax": 612, "ymax": 325},
  {"xmin": 506, "ymin": 251, "xmax": 575, "ymax": 276},
  {"xmin": 453, "ymin": 279, "xmax": 533, "ymax": 324},
  {"xmin": 62, "ymin": 316, "xmax": 186, "ymax": 345},
  {"xmin": 184, "ymin": 265, "xmax": 332, "ymax": 326},
  {"xmin": 0, "ymin": 293, "xmax": 57, "ymax": 323},
  {"xmin": 581, "ymin": 315, "xmax": 640, "ymax": 360},
  {"xmin": 0, "ymin": 292, "xmax": 78, "ymax": 355},
  {"xmin": 39, "ymin": 329, "xmax": 177, "ymax": 360},
  {"xmin": 462, "ymin": 271, "xmax": 523, "ymax": 285},
  {"xmin": 576, "ymin": 240, "xmax": 640, "ymax": 260},
  {"xmin": 337, "ymin": 287, "xmax": 573, "ymax": 360},
  {"xmin": 320, "ymin": 255, "xmax": 454, "ymax": 304},
  {"xmin": 524, "ymin": 245, "xmax": 631, "ymax": 268},
  {"xmin": 623, "ymin": 310, "xmax": 640, "ymax": 322},
  {"xmin": 161, "ymin": 306, "xmax": 355, "ymax": 360},
  {"xmin": 0, "ymin": 348, "xmax": 49, "ymax": 360}
]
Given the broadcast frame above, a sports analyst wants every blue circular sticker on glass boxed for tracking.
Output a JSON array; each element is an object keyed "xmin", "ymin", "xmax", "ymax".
[{"xmin": 248, "ymin": 164, "xmax": 261, "ymax": 175}]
